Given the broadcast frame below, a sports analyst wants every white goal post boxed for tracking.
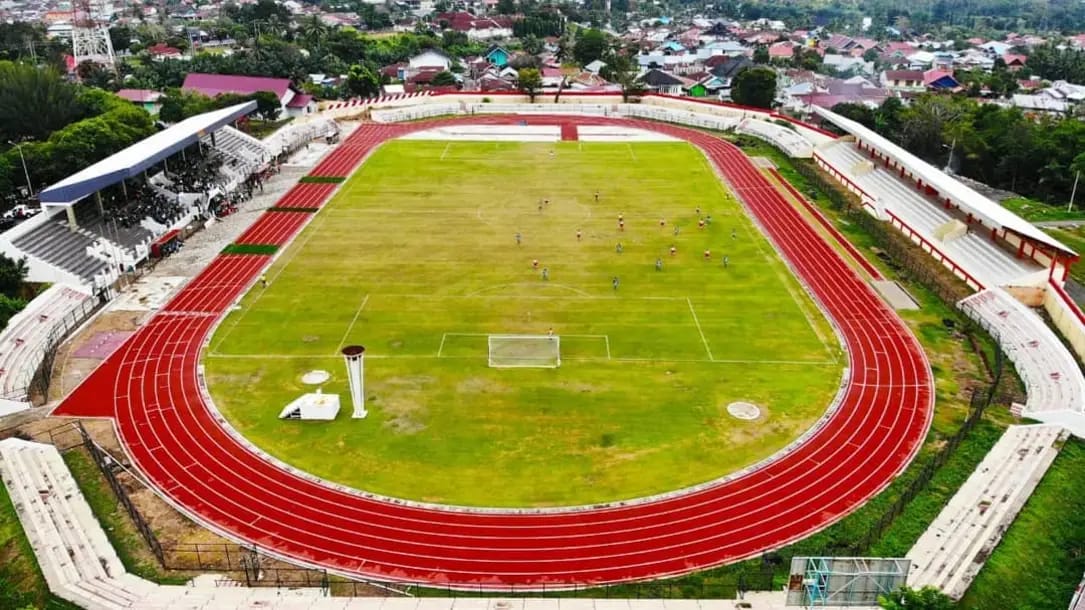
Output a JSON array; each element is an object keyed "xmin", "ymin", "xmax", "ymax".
[{"xmin": 488, "ymin": 334, "xmax": 561, "ymax": 368}]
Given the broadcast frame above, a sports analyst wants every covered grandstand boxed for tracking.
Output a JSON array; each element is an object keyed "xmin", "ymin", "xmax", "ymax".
[
  {"xmin": 811, "ymin": 104, "xmax": 1077, "ymax": 286},
  {"xmin": 1, "ymin": 102, "xmax": 261, "ymax": 291}
]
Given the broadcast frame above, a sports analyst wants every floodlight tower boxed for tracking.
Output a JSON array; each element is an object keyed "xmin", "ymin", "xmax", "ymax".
[
  {"xmin": 71, "ymin": 0, "xmax": 116, "ymax": 71},
  {"xmin": 341, "ymin": 345, "xmax": 368, "ymax": 419}
]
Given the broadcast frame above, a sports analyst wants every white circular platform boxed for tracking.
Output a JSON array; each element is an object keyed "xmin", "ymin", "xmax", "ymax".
[
  {"xmin": 301, "ymin": 370, "xmax": 331, "ymax": 385},
  {"xmin": 726, "ymin": 401, "xmax": 762, "ymax": 420}
]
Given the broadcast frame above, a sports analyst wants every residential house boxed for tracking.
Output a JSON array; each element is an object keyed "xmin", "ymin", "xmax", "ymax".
[
  {"xmin": 768, "ymin": 41, "xmax": 795, "ymax": 61},
  {"xmin": 584, "ymin": 59, "xmax": 607, "ymax": 74},
  {"xmin": 1002, "ymin": 54, "xmax": 1027, "ymax": 72},
  {"xmin": 484, "ymin": 45, "xmax": 511, "ymax": 67},
  {"xmin": 980, "ymin": 41, "xmax": 1012, "ymax": 57},
  {"xmin": 881, "ymin": 69, "xmax": 925, "ymax": 91},
  {"xmin": 436, "ymin": 12, "xmax": 512, "ymax": 40},
  {"xmin": 923, "ymin": 69, "xmax": 960, "ymax": 90},
  {"xmin": 641, "ymin": 69, "xmax": 687, "ymax": 95},
  {"xmin": 147, "ymin": 42, "xmax": 183, "ymax": 60},
  {"xmin": 116, "ymin": 89, "xmax": 163, "ymax": 114},
  {"xmin": 540, "ymin": 66, "xmax": 564, "ymax": 87},
  {"xmin": 822, "ymin": 54, "xmax": 873, "ymax": 76},
  {"xmin": 409, "ymin": 49, "xmax": 452, "ymax": 72},
  {"xmin": 181, "ymin": 73, "xmax": 316, "ymax": 117},
  {"xmin": 1011, "ymin": 94, "xmax": 1069, "ymax": 115}
]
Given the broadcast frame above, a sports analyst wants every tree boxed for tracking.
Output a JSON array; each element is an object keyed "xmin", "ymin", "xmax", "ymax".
[
  {"xmin": 0, "ymin": 61, "xmax": 89, "ymax": 143},
  {"xmin": 573, "ymin": 29, "xmax": 607, "ymax": 67},
  {"xmin": 517, "ymin": 67, "xmax": 542, "ymax": 102},
  {"xmin": 521, "ymin": 34, "xmax": 544, "ymax": 56},
  {"xmin": 831, "ymin": 102, "xmax": 876, "ymax": 129},
  {"xmin": 431, "ymin": 70, "xmax": 457, "ymax": 86},
  {"xmin": 297, "ymin": 15, "xmax": 329, "ymax": 53},
  {"xmin": 251, "ymin": 90, "xmax": 281, "ymax": 121},
  {"xmin": 76, "ymin": 60, "xmax": 117, "ymax": 91},
  {"xmin": 601, "ymin": 53, "xmax": 642, "ymax": 102},
  {"xmin": 878, "ymin": 586, "xmax": 954, "ymax": 610},
  {"xmin": 346, "ymin": 64, "xmax": 380, "ymax": 98},
  {"xmin": 496, "ymin": 0, "xmax": 516, "ymax": 14},
  {"xmin": 731, "ymin": 67, "xmax": 777, "ymax": 109},
  {"xmin": 752, "ymin": 45, "xmax": 770, "ymax": 64},
  {"xmin": 0, "ymin": 253, "xmax": 27, "ymax": 299}
]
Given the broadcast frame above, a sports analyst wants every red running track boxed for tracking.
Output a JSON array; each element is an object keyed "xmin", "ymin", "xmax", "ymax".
[
  {"xmin": 57, "ymin": 115, "xmax": 932, "ymax": 588},
  {"xmin": 276, "ymin": 182, "xmax": 340, "ymax": 209},
  {"xmin": 235, "ymin": 211, "xmax": 314, "ymax": 246}
]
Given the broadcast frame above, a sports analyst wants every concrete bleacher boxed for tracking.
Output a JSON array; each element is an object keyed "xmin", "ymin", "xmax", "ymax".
[
  {"xmin": 907, "ymin": 424, "xmax": 1067, "ymax": 600},
  {"xmin": 959, "ymin": 288, "xmax": 1085, "ymax": 434},
  {"xmin": 12, "ymin": 215, "xmax": 109, "ymax": 284},
  {"xmin": 203, "ymin": 126, "xmax": 270, "ymax": 167},
  {"xmin": 736, "ymin": 118, "xmax": 813, "ymax": 158},
  {"xmin": 816, "ymin": 140, "xmax": 1042, "ymax": 288},
  {"xmin": 0, "ymin": 283, "xmax": 92, "ymax": 405}
]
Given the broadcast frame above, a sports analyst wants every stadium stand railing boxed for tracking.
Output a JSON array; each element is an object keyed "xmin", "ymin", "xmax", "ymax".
[
  {"xmin": 263, "ymin": 117, "xmax": 338, "ymax": 159},
  {"xmin": 907, "ymin": 424, "xmax": 1068, "ymax": 600}
]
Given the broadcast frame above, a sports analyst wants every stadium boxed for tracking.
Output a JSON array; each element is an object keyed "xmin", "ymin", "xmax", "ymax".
[{"xmin": 3, "ymin": 93, "xmax": 1085, "ymax": 608}]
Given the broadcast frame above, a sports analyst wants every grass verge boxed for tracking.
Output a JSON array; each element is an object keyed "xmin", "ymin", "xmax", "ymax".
[
  {"xmin": 63, "ymin": 448, "xmax": 188, "ymax": 585},
  {"xmin": 999, "ymin": 196, "xmax": 1085, "ymax": 223},
  {"xmin": 269, "ymin": 206, "xmax": 320, "ymax": 214},
  {"xmin": 299, "ymin": 175, "xmax": 345, "ymax": 184},
  {"xmin": 959, "ymin": 438, "xmax": 1085, "ymax": 610}
]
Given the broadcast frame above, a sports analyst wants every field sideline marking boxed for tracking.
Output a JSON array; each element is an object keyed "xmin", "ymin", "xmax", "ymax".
[
  {"xmin": 203, "ymin": 352, "xmax": 837, "ymax": 366},
  {"xmin": 686, "ymin": 297, "xmax": 714, "ymax": 361},
  {"xmin": 440, "ymin": 142, "xmax": 452, "ymax": 160},
  {"xmin": 628, "ymin": 144, "xmax": 638, "ymax": 161},
  {"xmin": 336, "ymin": 293, "xmax": 370, "ymax": 351}
]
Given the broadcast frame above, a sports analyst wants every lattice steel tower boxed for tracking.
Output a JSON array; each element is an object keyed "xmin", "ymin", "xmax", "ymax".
[{"xmin": 71, "ymin": 0, "xmax": 115, "ymax": 70}]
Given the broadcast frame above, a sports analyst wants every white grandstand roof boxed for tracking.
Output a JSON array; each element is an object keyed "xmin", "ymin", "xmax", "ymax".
[
  {"xmin": 812, "ymin": 105, "xmax": 1076, "ymax": 258},
  {"xmin": 39, "ymin": 101, "xmax": 257, "ymax": 206}
]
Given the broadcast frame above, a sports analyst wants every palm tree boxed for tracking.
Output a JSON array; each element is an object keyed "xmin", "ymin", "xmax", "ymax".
[{"xmin": 298, "ymin": 15, "xmax": 329, "ymax": 53}]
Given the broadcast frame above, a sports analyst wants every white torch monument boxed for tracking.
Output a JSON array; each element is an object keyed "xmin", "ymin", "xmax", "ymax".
[{"xmin": 341, "ymin": 345, "xmax": 367, "ymax": 419}]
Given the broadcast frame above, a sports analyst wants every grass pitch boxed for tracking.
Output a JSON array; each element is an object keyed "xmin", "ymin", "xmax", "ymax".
[{"xmin": 205, "ymin": 140, "xmax": 845, "ymax": 507}]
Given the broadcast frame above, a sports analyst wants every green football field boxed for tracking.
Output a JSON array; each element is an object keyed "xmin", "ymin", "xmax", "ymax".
[{"xmin": 205, "ymin": 140, "xmax": 845, "ymax": 507}]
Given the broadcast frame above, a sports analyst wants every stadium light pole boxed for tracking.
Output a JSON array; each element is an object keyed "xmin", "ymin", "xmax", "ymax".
[
  {"xmin": 342, "ymin": 345, "xmax": 367, "ymax": 419},
  {"xmin": 7, "ymin": 140, "xmax": 33, "ymax": 196},
  {"xmin": 1069, "ymin": 170, "xmax": 1080, "ymax": 214}
]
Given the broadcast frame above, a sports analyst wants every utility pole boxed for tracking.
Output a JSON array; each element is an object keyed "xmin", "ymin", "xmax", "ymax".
[{"xmin": 1069, "ymin": 170, "xmax": 1080, "ymax": 213}]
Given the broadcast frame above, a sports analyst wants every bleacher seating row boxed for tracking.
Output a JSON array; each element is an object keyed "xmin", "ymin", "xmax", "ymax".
[
  {"xmin": 907, "ymin": 424, "xmax": 1067, "ymax": 600},
  {"xmin": 201, "ymin": 126, "xmax": 270, "ymax": 168},
  {"xmin": 0, "ymin": 284, "xmax": 92, "ymax": 402},
  {"xmin": 736, "ymin": 118, "xmax": 813, "ymax": 158},
  {"xmin": 816, "ymin": 140, "xmax": 1042, "ymax": 288},
  {"xmin": 12, "ymin": 216, "xmax": 111, "ymax": 285},
  {"xmin": 959, "ymin": 288, "xmax": 1085, "ymax": 430},
  {"xmin": 263, "ymin": 118, "xmax": 338, "ymax": 158},
  {"xmin": 0, "ymin": 438, "xmax": 397, "ymax": 609}
]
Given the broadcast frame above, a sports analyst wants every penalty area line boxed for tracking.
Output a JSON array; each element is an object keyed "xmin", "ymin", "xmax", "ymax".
[{"xmin": 440, "ymin": 142, "xmax": 452, "ymax": 160}]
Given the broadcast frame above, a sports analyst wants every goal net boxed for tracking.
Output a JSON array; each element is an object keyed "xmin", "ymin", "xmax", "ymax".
[{"xmin": 488, "ymin": 334, "xmax": 561, "ymax": 368}]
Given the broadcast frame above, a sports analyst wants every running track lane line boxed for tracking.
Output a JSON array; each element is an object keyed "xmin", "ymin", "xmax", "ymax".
[{"xmin": 55, "ymin": 115, "xmax": 932, "ymax": 587}]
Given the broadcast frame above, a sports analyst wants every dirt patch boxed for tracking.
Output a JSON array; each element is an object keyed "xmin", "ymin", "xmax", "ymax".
[
  {"xmin": 379, "ymin": 396, "xmax": 427, "ymax": 435},
  {"xmin": 51, "ymin": 310, "xmax": 146, "ymax": 400}
]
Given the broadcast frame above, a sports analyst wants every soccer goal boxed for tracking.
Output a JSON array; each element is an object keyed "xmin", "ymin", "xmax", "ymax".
[{"xmin": 488, "ymin": 334, "xmax": 561, "ymax": 368}]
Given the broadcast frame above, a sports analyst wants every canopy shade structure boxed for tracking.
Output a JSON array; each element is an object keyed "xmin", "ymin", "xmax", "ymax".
[
  {"xmin": 811, "ymin": 104, "xmax": 1076, "ymax": 258},
  {"xmin": 39, "ymin": 102, "xmax": 257, "ymax": 206}
]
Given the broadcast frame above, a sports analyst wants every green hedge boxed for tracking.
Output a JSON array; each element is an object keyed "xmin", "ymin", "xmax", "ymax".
[
  {"xmin": 221, "ymin": 243, "xmax": 279, "ymax": 255},
  {"xmin": 269, "ymin": 206, "xmax": 319, "ymax": 213},
  {"xmin": 298, "ymin": 175, "xmax": 345, "ymax": 184}
]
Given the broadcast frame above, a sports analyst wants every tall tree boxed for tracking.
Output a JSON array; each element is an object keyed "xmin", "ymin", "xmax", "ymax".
[
  {"xmin": 517, "ymin": 67, "xmax": 542, "ymax": 102},
  {"xmin": 573, "ymin": 29, "xmax": 607, "ymax": 67},
  {"xmin": 0, "ymin": 62, "xmax": 89, "ymax": 143},
  {"xmin": 346, "ymin": 64, "xmax": 380, "ymax": 98},
  {"xmin": 731, "ymin": 67, "xmax": 777, "ymax": 109}
]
